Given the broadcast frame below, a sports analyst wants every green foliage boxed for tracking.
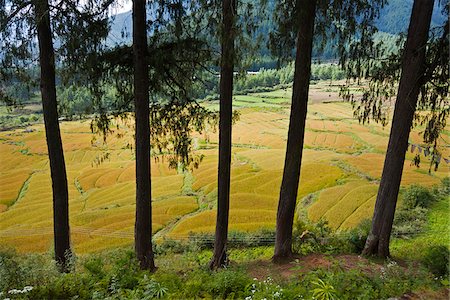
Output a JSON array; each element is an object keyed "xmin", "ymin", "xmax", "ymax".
[
  {"xmin": 149, "ymin": 101, "xmax": 216, "ymax": 171},
  {"xmin": 244, "ymin": 276, "xmax": 285, "ymax": 299},
  {"xmin": 311, "ymin": 278, "xmax": 337, "ymax": 300},
  {"xmin": 0, "ymin": 0, "xmax": 111, "ymax": 105},
  {"xmin": 347, "ymin": 219, "xmax": 371, "ymax": 253},
  {"xmin": 0, "ymin": 246, "xmax": 445, "ymax": 299},
  {"xmin": 422, "ymin": 245, "xmax": 449, "ymax": 277},
  {"xmin": 342, "ymin": 12, "xmax": 449, "ymax": 166},
  {"xmin": 140, "ymin": 276, "xmax": 169, "ymax": 299},
  {"xmin": 390, "ymin": 180, "xmax": 449, "ymax": 267},
  {"xmin": 0, "ymin": 113, "xmax": 41, "ymax": 129},
  {"xmin": 206, "ymin": 269, "xmax": 252, "ymax": 299},
  {"xmin": 0, "ymin": 249, "xmax": 169, "ymax": 299},
  {"xmin": 188, "ymin": 229, "xmax": 276, "ymax": 250},
  {"xmin": 154, "ymin": 238, "xmax": 193, "ymax": 255},
  {"xmin": 301, "ymin": 262, "xmax": 438, "ymax": 300},
  {"xmin": 57, "ymin": 86, "xmax": 109, "ymax": 118},
  {"xmin": 391, "ymin": 184, "xmax": 449, "ymax": 262},
  {"xmin": 0, "ymin": 248, "xmax": 59, "ymax": 293},
  {"xmin": 402, "ymin": 184, "xmax": 436, "ymax": 209},
  {"xmin": 193, "ymin": 62, "xmax": 345, "ymax": 101},
  {"xmin": 392, "ymin": 185, "xmax": 440, "ymax": 238},
  {"xmin": 432, "ymin": 177, "xmax": 450, "ymax": 200},
  {"xmin": 292, "ymin": 219, "xmax": 351, "ymax": 255},
  {"xmin": 393, "ymin": 206, "xmax": 428, "ymax": 237}
]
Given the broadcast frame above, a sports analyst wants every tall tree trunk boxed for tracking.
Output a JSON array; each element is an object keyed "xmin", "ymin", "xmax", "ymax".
[
  {"xmin": 133, "ymin": 0, "xmax": 156, "ymax": 271},
  {"xmin": 209, "ymin": 0, "xmax": 236, "ymax": 270},
  {"xmin": 34, "ymin": 0, "xmax": 71, "ymax": 272},
  {"xmin": 273, "ymin": 0, "xmax": 316, "ymax": 262},
  {"xmin": 362, "ymin": 0, "xmax": 434, "ymax": 258}
]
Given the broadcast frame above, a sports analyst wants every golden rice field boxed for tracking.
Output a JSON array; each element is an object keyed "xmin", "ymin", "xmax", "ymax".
[{"xmin": 1, "ymin": 82, "xmax": 448, "ymax": 253}]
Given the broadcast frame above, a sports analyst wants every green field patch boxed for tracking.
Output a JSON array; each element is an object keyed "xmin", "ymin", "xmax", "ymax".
[{"xmin": 391, "ymin": 196, "xmax": 450, "ymax": 260}]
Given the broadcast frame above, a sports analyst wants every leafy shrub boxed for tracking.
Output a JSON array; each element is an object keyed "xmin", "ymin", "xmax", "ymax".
[
  {"xmin": 402, "ymin": 185, "xmax": 435, "ymax": 209},
  {"xmin": 179, "ymin": 270, "xmax": 211, "ymax": 298},
  {"xmin": 0, "ymin": 249, "xmax": 23, "ymax": 292},
  {"xmin": 244, "ymin": 276, "xmax": 285, "ymax": 299},
  {"xmin": 392, "ymin": 206, "xmax": 428, "ymax": 237},
  {"xmin": 303, "ymin": 262, "xmax": 435, "ymax": 300},
  {"xmin": 292, "ymin": 219, "xmax": 351, "ymax": 255},
  {"xmin": 205, "ymin": 269, "xmax": 251, "ymax": 299},
  {"xmin": 179, "ymin": 268, "xmax": 251, "ymax": 299},
  {"xmin": 431, "ymin": 177, "xmax": 450, "ymax": 200},
  {"xmin": 0, "ymin": 249, "xmax": 59, "ymax": 294},
  {"xmin": 188, "ymin": 229, "xmax": 276, "ymax": 250},
  {"xmin": 441, "ymin": 177, "xmax": 450, "ymax": 194},
  {"xmin": 422, "ymin": 245, "xmax": 449, "ymax": 277},
  {"xmin": 311, "ymin": 278, "xmax": 338, "ymax": 300},
  {"xmin": 347, "ymin": 219, "xmax": 371, "ymax": 253},
  {"xmin": 154, "ymin": 238, "xmax": 192, "ymax": 255}
]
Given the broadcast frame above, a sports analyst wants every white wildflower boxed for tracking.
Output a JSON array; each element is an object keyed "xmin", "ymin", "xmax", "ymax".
[{"xmin": 8, "ymin": 289, "xmax": 21, "ymax": 295}]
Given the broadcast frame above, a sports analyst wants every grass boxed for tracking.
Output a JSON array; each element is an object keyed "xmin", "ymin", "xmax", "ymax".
[{"xmin": 391, "ymin": 196, "xmax": 450, "ymax": 260}]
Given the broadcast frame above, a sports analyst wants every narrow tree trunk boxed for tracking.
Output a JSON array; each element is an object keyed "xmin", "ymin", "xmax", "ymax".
[
  {"xmin": 34, "ymin": 0, "xmax": 71, "ymax": 272},
  {"xmin": 133, "ymin": 0, "xmax": 156, "ymax": 271},
  {"xmin": 273, "ymin": 0, "xmax": 316, "ymax": 262},
  {"xmin": 362, "ymin": 0, "xmax": 434, "ymax": 258},
  {"xmin": 209, "ymin": 0, "xmax": 236, "ymax": 270}
]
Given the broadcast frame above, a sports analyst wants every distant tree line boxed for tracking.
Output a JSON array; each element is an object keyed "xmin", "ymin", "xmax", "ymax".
[{"xmin": 53, "ymin": 62, "xmax": 345, "ymax": 118}]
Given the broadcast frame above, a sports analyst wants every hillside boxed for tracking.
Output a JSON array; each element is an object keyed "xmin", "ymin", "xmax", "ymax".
[
  {"xmin": 1, "ymin": 82, "xmax": 448, "ymax": 253},
  {"xmin": 106, "ymin": 0, "xmax": 448, "ymax": 49}
]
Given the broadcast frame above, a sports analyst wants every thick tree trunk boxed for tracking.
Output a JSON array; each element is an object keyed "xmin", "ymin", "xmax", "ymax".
[
  {"xmin": 34, "ymin": 0, "xmax": 71, "ymax": 272},
  {"xmin": 273, "ymin": 0, "xmax": 316, "ymax": 262},
  {"xmin": 133, "ymin": 0, "xmax": 156, "ymax": 271},
  {"xmin": 362, "ymin": 0, "xmax": 434, "ymax": 258},
  {"xmin": 209, "ymin": 0, "xmax": 236, "ymax": 270}
]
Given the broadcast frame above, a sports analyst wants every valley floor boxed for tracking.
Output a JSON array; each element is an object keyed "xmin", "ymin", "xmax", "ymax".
[{"xmin": 0, "ymin": 83, "xmax": 448, "ymax": 253}]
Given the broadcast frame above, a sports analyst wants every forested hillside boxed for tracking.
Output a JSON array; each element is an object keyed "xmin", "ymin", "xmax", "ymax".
[{"xmin": 108, "ymin": 0, "xmax": 447, "ymax": 56}]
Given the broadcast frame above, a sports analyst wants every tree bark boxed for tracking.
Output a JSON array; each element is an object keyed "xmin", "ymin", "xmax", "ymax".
[
  {"xmin": 133, "ymin": 0, "xmax": 156, "ymax": 271},
  {"xmin": 273, "ymin": 0, "xmax": 316, "ymax": 262},
  {"xmin": 362, "ymin": 0, "xmax": 434, "ymax": 258},
  {"xmin": 34, "ymin": 0, "xmax": 71, "ymax": 272},
  {"xmin": 209, "ymin": 0, "xmax": 236, "ymax": 270}
]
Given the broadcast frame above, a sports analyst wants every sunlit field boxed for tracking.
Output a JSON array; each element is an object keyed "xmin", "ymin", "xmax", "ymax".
[{"xmin": 1, "ymin": 81, "xmax": 448, "ymax": 253}]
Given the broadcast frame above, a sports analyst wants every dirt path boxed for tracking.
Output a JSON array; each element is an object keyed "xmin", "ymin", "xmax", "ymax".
[{"xmin": 245, "ymin": 253, "xmax": 383, "ymax": 280}]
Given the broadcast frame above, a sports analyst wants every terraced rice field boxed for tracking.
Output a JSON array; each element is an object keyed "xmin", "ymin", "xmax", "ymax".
[{"xmin": 1, "ymin": 82, "xmax": 448, "ymax": 252}]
